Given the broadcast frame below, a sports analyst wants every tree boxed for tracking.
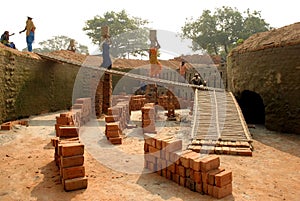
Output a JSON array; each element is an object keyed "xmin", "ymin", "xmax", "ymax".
[
  {"xmin": 83, "ymin": 10, "xmax": 149, "ymax": 58},
  {"xmin": 29, "ymin": 35, "xmax": 89, "ymax": 54},
  {"xmin": 181, "ymin": 6, "xmax": 271, "ymax": 56}
]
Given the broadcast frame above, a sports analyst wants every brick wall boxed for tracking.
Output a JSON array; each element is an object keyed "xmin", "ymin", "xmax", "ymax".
[
  {"xmin": 227, "ymin": 44, "xmax": 300, "ymax": 134},
  {"xmin": 0, "ymin": 47, "xmax": 96, "ymax": 123}
]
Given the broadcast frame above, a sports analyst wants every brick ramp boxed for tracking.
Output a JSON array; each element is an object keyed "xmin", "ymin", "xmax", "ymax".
[{"xmin": 189, "ymin": 89, "xmax": 253, "ymax": 156}]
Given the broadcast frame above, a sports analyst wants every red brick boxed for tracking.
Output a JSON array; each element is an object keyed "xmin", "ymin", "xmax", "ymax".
[
  {"xmin": 106, "ymin": 130, "xmax": 120, "ymax": 138},
  {"xmin": 109, "ymin": 137, "xmax": 122, "ymax": 145},
  {"xmin": 194, "ymin": 171, "xmax": 202, "ymax": 183},
  {"xmin": 177, "ymin": 165, "xmax": 186, "ymax": 177},
  {"xmin": 59, "ymin": 127, "xmax": 79, "ymax": 138},
  {"xmin": 144, "ymin": 134, "xmax": 156, "ymax": 147},
  {"xmin": 60, "ymin": 142, "xmax": 84, "ymax": 157},
  {"xmin": 208, "ymin": 167, "xmax": 225, "ymax": 185},
  {"xmin": 169, "ymin": 150, "xmax": 181, "ymax": 164},
  {"xmin": 179, "ymin": 176, "xmax": 186, "ymax": 187},
  {"xmin": 60, "ymin": 155, "xmax": 84, "ymax": 168},
  {"xmin": 147, "ymin": 162, "xmax": 157, "ymax": 172},
  {"xmin": 62, "ymin": 166, "xmax": 85, "ymax": 180},
  {"xmin": 165, "ymin": 139, "xmax": 182, "ymax": 153},
  {"xmin": 106, "ymin": 122, "xmax": 120, "ymax": 131},
  {"xmin": 105, "ymin": 115, "xmax": 119, "ymax": 123},
  {"xmin": 144, "ymin": 153, "xmax": 157, "ymax": 164},
  {"xmin": 186, "ymin": 178, "xmax": 196, "ymax": 191},
  {"xmin": 215, "ymin": 170, "xmax": 232, "ymax": 187},
  {"xmin": 180, "ymin": 151, "xmax": 199, "ymax": 168},
  {"xmin": 167, "ymin": 162, "xmax": 176, "ymax": 173},
  {"xmin": 148, "ymin": 146, "xmax": 160, "ymax": 158},
  {"xmin": 157, "ymin": 158, "xmax": 167, "ymax": 169},
  {"xmin": 201, "ymin": 155, "xmax": 220, "ymax": 172},
  {"xmin": 63, "ymin": 177, "xmax": 88, "ymax": 191},
  {"xmin": 207, "ymin": 184, "xmax": 214, "ymax": 196},
  {"xmin": 172, "ymin": 174, "xmax": 180, "ymax": 184},
  {"xmin": 1, "ymin": 122, "xmax": 12, "ymax": 130},
  {"xmin": 236, "ymin": 147, "xmax": 253, "ymax": 156},
  {"xmin": 166, "ymin": 170, "xmax": 172, "ymax": 180},
  {"xmin": 213, "ymin": 183, "xmax": 232, "ymax": 199},
  {"xmin": 195, "ymin": 183, "xmax": 203, "ymax": 193}
]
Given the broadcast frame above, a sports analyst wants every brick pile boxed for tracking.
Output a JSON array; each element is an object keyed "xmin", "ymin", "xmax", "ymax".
[
  {"xmin": 188, "ymin": 139, "xmax": 252, "ymax": 156},
  {"xmin": 0, "ymin": 120, "xmax": 29, "ymax": 130},
  {"xmin": 129, "ymin": 95, "xmax": 146, "ymax": 111},
  {"xmin": 142, "ymin": 103, "xmax": 156, "ymax": 133},
  {"xmin": 144, "ymin": 134, "xmax": 233, "ymax": 199},
  {"xmin": 51, "ymin": 97, "xmax": 92, "ymax": 191},
  {"xmin": 105, "ymin": 102, "xmax": 130, "ymax": 144},
  {"xmin": 51, "ymin": 137, "xmax": 87, "ymax": 191}
]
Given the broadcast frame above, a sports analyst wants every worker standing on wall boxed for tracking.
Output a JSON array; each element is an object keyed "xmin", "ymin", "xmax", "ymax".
[{"xmin": 19, "ymin": 16, "xmax": 36, "ymax": 52}]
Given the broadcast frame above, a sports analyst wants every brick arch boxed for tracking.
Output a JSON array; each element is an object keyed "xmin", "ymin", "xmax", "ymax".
[{"xmin": 237, "ymin": 90, "xmax": 265, "ymax": 124}]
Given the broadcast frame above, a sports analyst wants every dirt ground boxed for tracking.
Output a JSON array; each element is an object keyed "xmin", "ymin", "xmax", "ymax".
[{"xmin": 0, "ymin": 111, "xmax": 300, "ymax": 201}]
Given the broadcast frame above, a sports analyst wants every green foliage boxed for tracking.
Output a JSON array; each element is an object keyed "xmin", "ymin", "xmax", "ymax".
[
  {"xmin": 83, "ymin": 10, "xmax": 149, "ymax": 58},
  {"xmin": 181, "ymin": 6, "xmax": 271, "ymax": 56},
  {"xmin": 31, "ymin": 35, "xmax": 89, "ymax": 54}
]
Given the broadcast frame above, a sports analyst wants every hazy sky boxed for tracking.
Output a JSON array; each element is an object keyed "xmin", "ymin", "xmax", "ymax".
[{"xmin": 1, "ymin": 0, "xmax": 299, "ymax": 54}]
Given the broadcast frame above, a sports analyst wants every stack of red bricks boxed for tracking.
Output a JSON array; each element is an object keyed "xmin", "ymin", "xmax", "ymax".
[
  {"xmin": 129, "ymin": 95, "xmax": 146, "ymax": 111},
  {"xmin": 144, "ymin": 134, "xmax": 233, "ymax": 199},
  {"xmin": 51, "ymin": 97, "xmax": 92, "ymax": 191},
  {"xmin": 71, "ymin": 97, "xmax": 92, "ymax": 126},
  {"xmin": 51, "ymin": 137, "xmax": 87, "ymax": 191},
  {"xmin": 142, "ymin": 103, "xmax": 156, "ymax": 133},
  {"xmin": 105, "ymin": 102, "xmax": 130, "ymax": 144}
]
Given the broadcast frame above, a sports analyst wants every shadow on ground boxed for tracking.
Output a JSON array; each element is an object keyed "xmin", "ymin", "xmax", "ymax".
[
  {"xmin": 250, "ymin": 125, "xmax": 300, "ymax": 158},
  {"xmin": 136, "ymin": 170, "xmax": 235, "ymax": 201}
]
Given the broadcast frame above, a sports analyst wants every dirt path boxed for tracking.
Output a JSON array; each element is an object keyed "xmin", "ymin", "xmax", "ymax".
[{"xmin": 0, "ymin": 112, "xmax": 299, "ymax": 201}]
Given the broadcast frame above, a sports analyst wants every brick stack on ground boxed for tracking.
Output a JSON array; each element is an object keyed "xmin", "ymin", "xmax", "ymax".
[
  {"xmin": 105, "ymin": 101, "xmax": 130, "ymax": 144},
  {"xmin": 129, "ymin": 95, "xmax": 146, "ymax": 111},
  {"xmin": 142, "ymin": 103, "xmax": 156, "ymax": 133},
  {"xmin": 51, "ymin": 97, "xmax": 92, "ymax": 191},
  {"xmin": 144, "ymin": 134, "xmax": 233, "ymax": 199}
]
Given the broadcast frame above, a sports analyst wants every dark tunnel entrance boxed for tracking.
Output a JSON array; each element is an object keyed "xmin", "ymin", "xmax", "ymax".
[{"xmin": 237, "ymin": 90, "xmax": 265, "ymax": 124}]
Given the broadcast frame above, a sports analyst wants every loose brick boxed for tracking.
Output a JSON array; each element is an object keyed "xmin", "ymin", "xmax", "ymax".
[
  {"xmin": 106, "ymin": 130, "xmax": 120, "ymax": 138},
  {"xmin": 62, "ymin": 166, "xmax": 85, "ymax": 180},
  {"xmin": 106, "ymin": 122, "xmax": 120, "ymax": 131},
  {"xmin": 109, "ymin": 137, "xmax": 122, "ymax": 145},
  {"xmin": 215, "ymin": 170, "xmax": 232, "ymax": 187},
  {"xmin": 213, "ymin": 183, "xmax": 232, "ymax": 199},
  {"xmin": 194, "ymin": 171, "xmax": 202, "ymax": 184},
  {"xmin": 180, "ymin": 151, "xmax": 199, "ymax": 168},
  {"xmin": 172, "ymin": 173, "xmax": 180, "ymax": 184},
  {"xmin": 144, "ymin": 153, "xmax": 157, "ymax": 164},
  {"xmin": 208, "ymin": 167, "xmax": 225, "ymax": 185},
  {"xmin": 61, "ymin": 155, "xmax": 84, "ymax": 168},
  {"xmin": 201, "ymin": 155, "xmax": 220, "ymax": 172},
  {"xmin": 59, "ymin": 127, "xmax": 79, "ymax": 138},
  {"xmin": 179, "ymin": 176, "xmax": 186, "ymax": 187},
  {"xmin": 63, "ymin": 177, "xmax": 88, "ymax": 191},
  {"xmin": 60, "ymin": 143, "xmax": 84, "ymax": 157},
  {"xmin": 186, "ymin": 178, "xmax": 196, "ymax": 191},
  {"xmin": 165, "ymin": 139, "xmax": 183, "ymax": 153},
  {"xmin": 195, "ymin": 183, "xmax": 203, "ymax": 193},
  {"xmin": 167, "ymin": 162, "xmax": 176, "ymax": 173},
  {"xmin": 207, "ymin": 184, "xmax": 214, "ymax": 196},
  {"xmin": 148, "ymin": 146, "xmax": 160, "ymax": 158}
]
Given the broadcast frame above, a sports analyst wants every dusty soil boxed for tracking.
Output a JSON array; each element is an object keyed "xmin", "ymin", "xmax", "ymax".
[{"xmin": 0, "ymin": 111, "xmax": 300, "ymax": 201}]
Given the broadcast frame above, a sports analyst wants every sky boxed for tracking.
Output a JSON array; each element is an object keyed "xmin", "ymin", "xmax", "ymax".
[{"xmin": 1, "ymin": 0, "xmax": 299, "ymax": 55}]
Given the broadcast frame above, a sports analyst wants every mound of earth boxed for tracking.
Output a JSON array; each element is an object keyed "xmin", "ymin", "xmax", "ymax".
[{"xmin": 232, "ymin": 22, "xmax": 300, "ymax": 53}]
